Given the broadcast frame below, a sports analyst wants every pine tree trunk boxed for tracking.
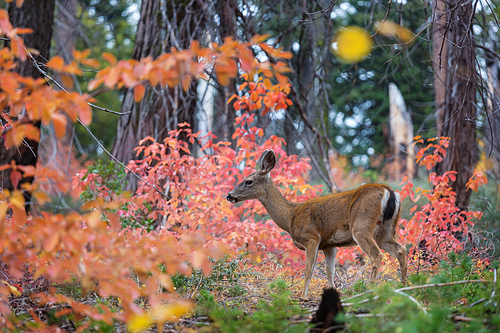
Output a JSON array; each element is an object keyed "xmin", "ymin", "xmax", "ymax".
[{"xmin": 433, "ymin": 0, "xmax": 477, "ymax": 209}]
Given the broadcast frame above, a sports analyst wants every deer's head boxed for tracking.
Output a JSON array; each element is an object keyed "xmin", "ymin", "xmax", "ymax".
[{"xmin": 226, "ymin": 149, "xmax": 276, "ymax": 203}]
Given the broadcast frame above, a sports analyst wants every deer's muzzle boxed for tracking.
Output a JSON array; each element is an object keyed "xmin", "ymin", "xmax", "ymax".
[{"xmin": 226, "ymin": 193, "xmax": 238, "ymax": 203}]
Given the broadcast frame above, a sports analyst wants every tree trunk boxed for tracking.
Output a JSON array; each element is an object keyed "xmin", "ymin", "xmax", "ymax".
[
  {"xmin": 111, "ymin": 0, "xmax": 204, "ymax": 190},
  {"xmin": 485, "ymin": 60, "xmax": 500, "ymax": 175},
  {"xmin": 433, "ymin": 0, "xmax": 477, "ymax": 209},
  {"xmin": 36, "ymin": 0, "xmax": 77, "ymax": 199},
  {"xmin": 212, "ymin": 0, "xmax": 238, "ymax": 144},
  {"xmin": 0, "ymin": 0, "xmax": 56, "ymax": 200}
]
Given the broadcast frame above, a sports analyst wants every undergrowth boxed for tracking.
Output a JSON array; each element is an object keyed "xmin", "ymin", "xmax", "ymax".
[
  {"xmin": 345, "ymin": 252, "xmax": 500, "ymax": 333},
  {"xmin": 196, "ymin": 279, "xmax": 309, "ymax": 333}
]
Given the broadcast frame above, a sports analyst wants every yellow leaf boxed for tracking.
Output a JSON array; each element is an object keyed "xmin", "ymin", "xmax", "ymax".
[
  {"xmin": 152, "ymin": 301, "xmax": 193, "ymax": 322},
  {"xmin": 0, "ymin": 201, "xmax": 8, "ymax": 221},
  {"xmin": 127, "ymin": 313, "xmax": 154, "ymax": 333},
  {"xmin": 2, "ymin": 280, "xmax": 21, "ymax": 296},
  {"xmin": 10, "ymin": 190, "xmax": 25, "ymax": 209},
  {"xmin": 332, "ymin": 26, "xmax": 373, "ymax": 63},
  {"xmin": 375, "ymin": 20, "xmax": 415, "ymax": 43},
  {"xmin": 32, "ymin": 191, "xmax": 50, "ymax": 205}
]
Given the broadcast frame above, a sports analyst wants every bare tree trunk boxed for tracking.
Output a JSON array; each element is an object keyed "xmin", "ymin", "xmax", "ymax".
[
  {"xmin": 37, "ymin": 0, "xmax": 77, "ymax": 198},
  {"xmin": 212, "ymin": 0, "xmax": 238, "ymax": 144},
  {"xmin": 433, "ymin": 0, "xmax": 477, "ymax": 209},
  {"xmin": 111, "ymin": 0, "xmax": 160, "ymax": 167},
  {"xmin": 432, "ymin": 0, "xmax": 447, "ymax": 130},
  {"xmin": 485, "ymin": 61, "xmax": 500, "ymax": 175},
  {"xmin": 111, "ymin": 0, "xmax": 204, "ymax": 191},
  {"xmin": 0, "ymin": 0, "xmax": 56, "ymax": 201}
]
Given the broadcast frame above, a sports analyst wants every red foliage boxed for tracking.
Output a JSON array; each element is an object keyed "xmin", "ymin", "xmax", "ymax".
[
  {"xmin": 398, "ymin": 137, "xmax": 483, "ymax": 260},
  {"xmin": 124, "ymin": 114, "xmax": 323, "ymax": 269}
]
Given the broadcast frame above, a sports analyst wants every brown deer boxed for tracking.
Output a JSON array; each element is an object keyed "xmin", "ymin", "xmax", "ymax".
[{"xmin": 226, "ymin": 150, "xmax": 407, "ymax": 298}]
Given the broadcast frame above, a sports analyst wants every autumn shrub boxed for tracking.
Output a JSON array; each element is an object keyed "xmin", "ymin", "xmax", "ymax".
[
  {"xmin": 397, "ymin": 137, "xmax": 483, "ymax": 264},
  {"xmin": 75, "ymin": 159, "xmax": 156, "ymax": 230},
  {"xmin": 122, "ymin": 115, "xmax": 326, "ymax": 270},
  {"xmin": 0, "ymin": 12, "xmax": 300, "ymax": 330},
  {"xmin": 79, "ymin": 159, "xmax": 128, "ymax": 202}
]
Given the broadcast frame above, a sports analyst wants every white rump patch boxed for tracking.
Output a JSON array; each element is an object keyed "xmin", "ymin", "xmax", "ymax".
[
  {"xmin": 394, "ymin": 192, "xmax": 401, "ymax": 211},
  {"xmin": 380, "ymin": 189, "xmax": 390, "ymax": 215}
]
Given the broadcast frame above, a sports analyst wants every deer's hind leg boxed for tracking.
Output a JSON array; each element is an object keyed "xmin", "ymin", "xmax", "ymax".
[
  {"xmin": 378, "ymin": 238, "xmax": 407, "ymax": 285},
  {"xmin": 352, "ymin": 221, "xmax": 383, "ymax": 282},
  {"xmin": 323, "ymin": 247, "xmax": 337, "ymax": 288}
]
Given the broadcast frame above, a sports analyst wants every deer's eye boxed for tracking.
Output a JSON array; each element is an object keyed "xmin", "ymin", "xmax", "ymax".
[{"xmin": 245, "ymin": 180, "xmax": 254, "ymax": 186}]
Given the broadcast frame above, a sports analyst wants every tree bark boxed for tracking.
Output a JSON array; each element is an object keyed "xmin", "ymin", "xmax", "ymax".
[
  {"xmin": 485, "ymin": 60, "xmax": 500, "ymax": 174},
  {"xmin": 36, "ymin": 0, "xmax": 77, "ymax": 197},
  {"xmin": 433, "ymin": 0, "xmax": 477, "ymax": 209},
  {"xmin": 212, "ymin": 0, "xmax": 238, "ymax": 144},
  {"xmin": 0, "ymin": 0, "xmax": 56, "ymax": 199},
  {"xmin": 111, "ymin": 0, "xmax": 204, "ymax": 190}
]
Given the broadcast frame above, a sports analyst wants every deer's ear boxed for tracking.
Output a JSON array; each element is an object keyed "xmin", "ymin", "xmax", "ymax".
[{"xmin": 258, "ymin": 149, "xmax": 276, "ymax": 174}]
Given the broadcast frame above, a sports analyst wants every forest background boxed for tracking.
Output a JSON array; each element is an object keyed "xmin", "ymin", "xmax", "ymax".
[{"xmin": 1, "ymin": 0, "xmax": 500, "ymax": 332}]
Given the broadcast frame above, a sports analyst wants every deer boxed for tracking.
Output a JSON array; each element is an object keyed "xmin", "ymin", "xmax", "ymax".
[{"xmin": 226, "ymin": 150, "xmax": 407, "ymax": 298}]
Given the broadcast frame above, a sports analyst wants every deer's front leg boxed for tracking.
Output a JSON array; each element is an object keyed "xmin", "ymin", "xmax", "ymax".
[{"xmin": 301, "ymin": 238, "xmax": 320, "ymax": 299}]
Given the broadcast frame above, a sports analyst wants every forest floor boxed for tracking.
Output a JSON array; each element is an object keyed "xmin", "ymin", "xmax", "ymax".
[{"xmin": 4, "ymin": 252, "xmax": 498, "ymax": 333}]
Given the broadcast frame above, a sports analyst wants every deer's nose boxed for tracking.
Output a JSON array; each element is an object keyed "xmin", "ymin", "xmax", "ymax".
[{"xmin": 226, "ymin": 193, "xmax": 237, "ymax": 203}]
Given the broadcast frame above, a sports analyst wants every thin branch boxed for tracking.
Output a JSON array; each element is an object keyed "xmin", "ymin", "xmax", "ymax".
[{"xmin": 342, "ymin": 279, "xmax": 491, "ymax": 306}]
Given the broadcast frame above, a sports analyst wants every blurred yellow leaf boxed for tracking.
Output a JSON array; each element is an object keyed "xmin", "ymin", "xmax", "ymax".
[
  {"xmin": 375, "ymin": 20, "xmax": 415, "ymax": 43},
  {"xmin": 127, "ymin": 313, "xmax": 154, "ymax": 333},
  {"xmin": 2, "ymin": 280, "xmax": 21, "ymax": 296},
  {"xmin": 152, "ymin": 301, "xmax": 193, "ymax": 322},
  {"xmin": 332, "ymin": 26, "xmax": 373, "ymax": 63},
  {"xmin": 10, "ymin": 190, "xmax": 24, "ymax": 209}
]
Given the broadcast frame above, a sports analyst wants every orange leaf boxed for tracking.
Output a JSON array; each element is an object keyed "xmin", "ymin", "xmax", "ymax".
[
  {"xmin": 10, "ymin": 170, "xmax": 22, "ymax": 189},
  {"xmin": 134, "ymin": 84, "xmax": 146, "ymax": 102},
  {"xmin": 76, "ymin": 101, "xmax": 92, "ymax": 126},
  {"xmin": 4, "ymin": 123, "xmax": 40, "ymax": 148},
  {"xmin": 181, "ymin": 75, "xmax": 192, "ymax": 91},
  {"xmin": 73, "ymin": 49, "xmax": 91, "ymax": 61},
  {"xmin": 14, "ymin": 27, "xmax": 32, "ymax": 35},
  {"xmin": 60, "ymin": 74, "xmax": 74, "ymax": 89},
  {"xmin": 10, "ymin": 36, "xmax": 27, "ymax": 62},
  {"xmin": 87, "ymin": 78, "xmax": 103, "ymax": 91},
  {"xmin": 17, "ymin": 165, "xmax": 35, "ymax": 177},
  {"xmin": 43, "ymin": 233, "xmax": 60, "ymax": 252},
  {"xmin": 51, "ymin": 112, "xmax": 67, "ymax": 138},
  {"xmin": 102, "ymin": 52, "xmax": 117, "ymax": 65},
  {"xmin": 104, "ymin": 67, "xmax": 120, "ymax": 88},
  {"xmin": 46, "ymin": 56, "xmax": 65, "ymax": 71},
  {"xmin": 238, "ymin": 45, "xmax": 254, "ymax": 72}
]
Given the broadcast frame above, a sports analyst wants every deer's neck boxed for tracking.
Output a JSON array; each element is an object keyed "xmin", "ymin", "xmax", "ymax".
[{"xmin": 258, "ymin": 179, "xmax": 296, "ymax": 234}]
